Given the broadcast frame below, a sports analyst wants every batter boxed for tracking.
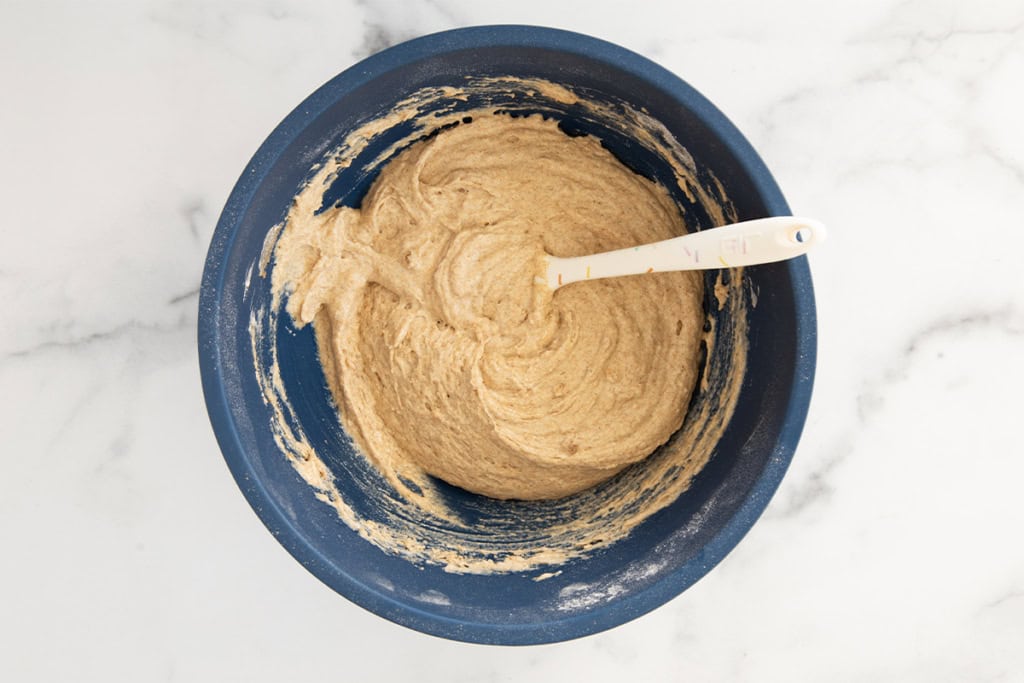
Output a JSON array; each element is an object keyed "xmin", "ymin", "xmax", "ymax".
[{"xmin": 272, "ymin": 113, "xmax": 704, "ymax": 500}]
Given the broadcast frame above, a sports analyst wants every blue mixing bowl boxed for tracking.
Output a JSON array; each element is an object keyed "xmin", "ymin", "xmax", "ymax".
[{"xmin": 199, "ymin": 25, "xmax": 816, "ymax": 645}]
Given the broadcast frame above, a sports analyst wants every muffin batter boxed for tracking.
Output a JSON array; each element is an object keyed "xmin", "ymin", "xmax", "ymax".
[{"xmin": 272, "ymin": 113, "xmax": 704, "ymax": 500}]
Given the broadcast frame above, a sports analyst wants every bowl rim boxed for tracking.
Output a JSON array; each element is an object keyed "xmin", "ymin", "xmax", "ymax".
[{"xmin": 198, "ymin": 24, "xmax": 817, "ymax": 645}]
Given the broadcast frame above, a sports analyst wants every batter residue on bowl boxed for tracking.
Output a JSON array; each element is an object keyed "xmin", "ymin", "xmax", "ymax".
[
  {"xmin": 252, "ymin": 77, "xmax": 748, "ymax": 575},
  {"xmin": 272, "ymin": 113, "xmax": 704, "ymax": 500}
]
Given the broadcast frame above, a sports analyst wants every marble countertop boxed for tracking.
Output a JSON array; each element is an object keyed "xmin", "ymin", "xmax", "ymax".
[{"xmin": 3, "ymin": 1, "xmax": 1022, "ymax": 680}]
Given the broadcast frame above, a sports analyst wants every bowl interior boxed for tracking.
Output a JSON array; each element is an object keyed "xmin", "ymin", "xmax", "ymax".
[{"xmin": 200, "ymin": 26, "xmax": 814, "ymax": 645}]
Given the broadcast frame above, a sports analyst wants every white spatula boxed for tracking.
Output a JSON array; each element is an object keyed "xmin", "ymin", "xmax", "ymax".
[{"xmin": 545, "ymin": 216, "xmax": 826, "ymax": 290}]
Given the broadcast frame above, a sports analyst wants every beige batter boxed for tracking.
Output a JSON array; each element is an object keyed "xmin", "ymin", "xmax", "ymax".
[{"xmin": 272, "ymin": 113, "xmax": 705, "ymax": 500}]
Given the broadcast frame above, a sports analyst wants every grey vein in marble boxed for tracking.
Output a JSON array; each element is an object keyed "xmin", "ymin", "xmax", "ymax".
[{"xmin": 778, "ymin": 306, "xmax": 1023, "ymax": 517}]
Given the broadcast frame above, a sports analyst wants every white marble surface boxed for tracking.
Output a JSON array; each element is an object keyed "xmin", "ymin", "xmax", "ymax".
[{"xmin": 3, "ymin": 0, "xmax": 1023, "ymax": 679}]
